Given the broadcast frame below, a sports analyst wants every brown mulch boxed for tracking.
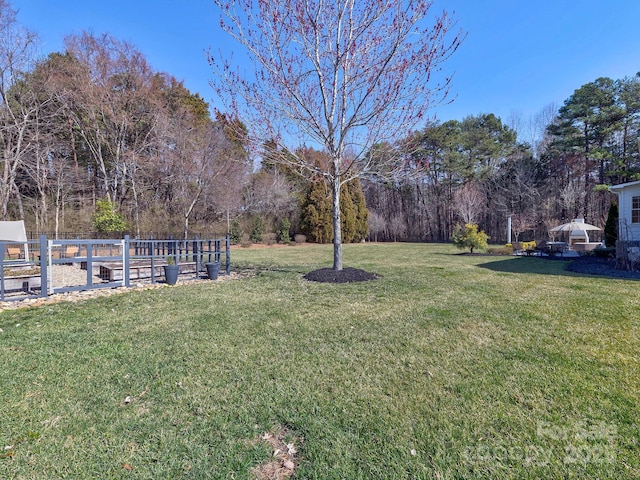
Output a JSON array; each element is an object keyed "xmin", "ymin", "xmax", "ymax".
[
  {"xmin": 303, "ymin": 267, "xmax": 378, "ymax": 283},
  {"xmin": 565, "ymin": 256, "xmax": 640, "ymax": 280}
]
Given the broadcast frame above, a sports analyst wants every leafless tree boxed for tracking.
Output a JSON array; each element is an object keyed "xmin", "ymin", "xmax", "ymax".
[
  {"xmin": 64, "ymin": 32, "xmax": 159, "ymax": 206},
  {"xmin": 367, "ymin": 210, "xmax": 386, "ymax": 242},
  {"xmin": 388, "ymin": 216, "xmax": 407, "ymax": 242},
  {"xmin": 454, "ymin": 181, "xmax": 485, "ymax": 224},
  {"xmin": 560, "ymin": 180, "xmax": 585, "ymax": 219},
  {"xmin": 210, "ymin": 0, "xmax": 463, "ymax": 269},
  {"xmin": 510, "ymin": 213, "xmax": 534, "ymax": 242},
  {"xmin": 0, "ymin": 0, "xmax": 39, "ymax": 219}
]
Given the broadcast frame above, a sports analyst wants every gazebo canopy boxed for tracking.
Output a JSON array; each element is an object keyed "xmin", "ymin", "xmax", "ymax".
[{"xmin": 549, "ymin": 218, "xmax": 601, "ymax": 233}]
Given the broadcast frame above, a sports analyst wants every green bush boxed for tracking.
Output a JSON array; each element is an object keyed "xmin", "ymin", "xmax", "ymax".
[
  {"xmin": 229, "ymin": 219, "xmax": 243, "ymax": 245},
  {"xmin": 452, "ymin": 223, "xmax": 490, "ymax": 253},
  {"xmin": 594, "ymin": 246, "xmax": 616, "ymax": 258},
  {"xmin": 93, "ymin": 198, "xmax": 127, "ymax": 234},
  {"xmin": 276, "ymin": 218, "xmax": 291, "ymax": 244},
  {"xmin": 250, "ymin": 216, "xmax": 264, "ymax": 243}
]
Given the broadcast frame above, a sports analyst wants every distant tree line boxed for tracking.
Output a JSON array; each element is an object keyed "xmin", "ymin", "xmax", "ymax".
[
  {"xmin": 1, "ymin": 1, "xmax": 638, "ymax": 243},
  {"xmin": 363, "ymin": 73, "xmax": 640, "ymax": 244}
]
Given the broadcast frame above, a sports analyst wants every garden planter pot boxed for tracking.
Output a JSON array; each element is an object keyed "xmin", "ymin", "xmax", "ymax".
[
  {"xmin": 205, "ymin": 262, "xmax": 220, "ymax": 280},
  {"xmin": 163, "ymin": 264, "xmax": 179, "ymax": 285}
]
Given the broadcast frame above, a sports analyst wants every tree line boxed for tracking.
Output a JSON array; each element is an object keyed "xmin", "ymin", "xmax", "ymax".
[
  {"xmin": 365, "ymin": 73, "xmax": 640, "ymax": 244},
  {"xmin": 1, "ymin": 1, "xmax": 638, "ymax": 244}
]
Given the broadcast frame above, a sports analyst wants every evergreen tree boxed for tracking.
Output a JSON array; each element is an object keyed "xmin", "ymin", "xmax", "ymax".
[
  {"xmin": 250, "ymin": 215, "xmax": 264, "ymax": 243},
  {"xmin": 604, "ymin": 201, "xmax": 618, "ymax": 247},
  {"xmin": 349, "ymin": 179, "xmax": 369, "ymax": 242},
  {"xmin": 229, "ymin": 219, "xmax": 243, "ymax": 244},
  {"xmin": 300, "ymin": 177, "xmax": 369, "ymax": 244},
  {"xmin": 340, "ymin": 183, "xmax": 357, "ymax": 243},
  {"xmin": 300, "ymin": 178, "xmax": 332, "ymax": 243}
]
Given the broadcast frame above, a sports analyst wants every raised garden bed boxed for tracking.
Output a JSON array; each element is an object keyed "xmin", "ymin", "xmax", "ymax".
[
  {"xmin": 2, "ymin": 267, "xmax": 41, "ymax": 292},
  {"xmin": 97, "ymin": 261, "xmax": 198, "ymax": 281}
]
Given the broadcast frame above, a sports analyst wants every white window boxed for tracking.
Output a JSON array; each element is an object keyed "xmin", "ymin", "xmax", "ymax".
[{"xmin": 632, "ymin": 196, "xmax": 640, "ymax": 223}]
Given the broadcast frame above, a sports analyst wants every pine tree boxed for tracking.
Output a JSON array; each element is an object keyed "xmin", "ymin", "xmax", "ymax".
[
  {"xmin": 604, "ymin": 201, "xmax": 618, "ymax": 247},
  {"xmin": 349, "ymin": 179, "xmax": 369, "ymax": 242},
  {"xmin": 300, "ymin": 177, "xmax": 370, "ymax": 244}
]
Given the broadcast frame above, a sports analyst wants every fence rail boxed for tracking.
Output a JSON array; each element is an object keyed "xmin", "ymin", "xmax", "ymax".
[
  {"xmin": 1, "ymin": 235, "xmax": 230, "ymax": 302},
  {"xmin": 24, "ymin": 231, "xmax": 227, "ymax": 240}
]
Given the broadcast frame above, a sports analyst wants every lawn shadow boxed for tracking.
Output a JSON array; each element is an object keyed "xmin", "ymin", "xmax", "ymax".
[
  {"xmin": 477, "ymin": 256, "xmax": 581, "ymax": 278},
  {"xmin": 477, "ymin": 255, "xmax": 640, "ymax": 281}
]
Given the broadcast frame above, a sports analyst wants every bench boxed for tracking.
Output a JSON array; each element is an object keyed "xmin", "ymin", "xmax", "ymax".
[
  {"xmin": 63, "ymin": 245, "xmax": 80, "ymax": 257},
  {"xmin": 6, "ymin": 246, "xmax": 23, "ymax": 259}
]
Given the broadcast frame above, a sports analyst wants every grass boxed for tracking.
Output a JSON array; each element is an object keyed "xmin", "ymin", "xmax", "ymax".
[{"xmin": 1, "ymin": 243, "xmax": 638, "ymax": 479}]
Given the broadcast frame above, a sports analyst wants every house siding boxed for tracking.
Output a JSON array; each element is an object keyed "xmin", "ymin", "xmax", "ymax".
[
  {"xmin": 613, "ymin": 183, "xmax": 640, "ymax": 241},
  {"xmin": 609, "ymin": 181, "xmax": 640, "ymax": 266}
]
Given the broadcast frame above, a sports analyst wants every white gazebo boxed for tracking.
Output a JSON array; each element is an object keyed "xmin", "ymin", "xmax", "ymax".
[{"xmin": 549, "ymin": 218, "xmax": 602, "ymax": 253}]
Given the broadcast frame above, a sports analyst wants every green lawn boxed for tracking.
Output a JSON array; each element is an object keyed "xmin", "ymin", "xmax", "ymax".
[{"xmin": 1, "ymin": 243, "xmax": 638, "ymax": 479}]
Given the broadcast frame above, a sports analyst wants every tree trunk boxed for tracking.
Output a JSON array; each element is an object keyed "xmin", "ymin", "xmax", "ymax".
[{"xmin": 332, "ymin": 177, "xmax": 343, "ymax": 271}]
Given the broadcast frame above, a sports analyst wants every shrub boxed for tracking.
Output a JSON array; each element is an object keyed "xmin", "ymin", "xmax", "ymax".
[
  {"xmin": 451, "ymin": 223, "xmax": 489, "ymax": 253},
  {"xmin": 240, "ymin": 233, "xmax": 252, "ymax": 248},
  {"xmin": 294, "ymin": 234, "xmax": 307, "ymax": 244},
  {"xmin": 263, "ymin": 232, "xmax": 277, "ymax": 246},
  {"xmin": 521, "ymin": 240, "xmax": 537, "ymax": 252},
  {"xmin": 594, "ymin": 246, "xmax": 616, "ymax": 258},
  {"xmin": 276, "ymin": 218, "xmax": 291, "ymax": 244},
  {"xmin": 229, "ymin": 220, "xmax": 243, "ymax": 245},
  {"xmin": 250, "ymin": 216, "xmax": 264, "ymax": 243},
  {"xmin": 93, "ymin": 198, "xmax": 127, "ymax": 233}
]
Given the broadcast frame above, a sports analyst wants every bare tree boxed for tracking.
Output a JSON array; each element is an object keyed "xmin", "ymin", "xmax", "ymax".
[
  {"xmin": 454, "ymin": 181, "xmax": 485, "ymax": 224},
  {"xmin": 0, "ymin": 0, "xmax": 39, "ymax": 219},
  {"xmin": 64, "ymin": 32, "xmax": 159, "ymax": 206},
  {"xmin": 210, "ymin": 0, "xmax": 463, "ymax": 270},
  {"xmin": 388, "ymin": 216, "xmax": 407, "ymax": 242},
  {"xmin": 157, "ymin": 110, "xmax": 248, "ymax": 239},
  {"xmin": 367, "ymin": 210, "xmax": 386, "ymax": 242},
  {"xmin": 510, "ymin": 213, "xmax": 534, "ymax": 243},
  {"xmin": 560, "ymin": 180, "xmax": 585, "ymax": 219}
]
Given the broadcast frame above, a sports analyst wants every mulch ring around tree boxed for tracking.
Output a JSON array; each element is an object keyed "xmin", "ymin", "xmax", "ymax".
[{"xmin": 303, "ymin": 267, "xmax": 379, "ymax": 283}]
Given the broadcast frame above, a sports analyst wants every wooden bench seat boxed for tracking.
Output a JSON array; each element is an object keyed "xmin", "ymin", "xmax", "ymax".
[{"xmin": 6, "ymin": 246, "xmax": 23, "ymax": 259}]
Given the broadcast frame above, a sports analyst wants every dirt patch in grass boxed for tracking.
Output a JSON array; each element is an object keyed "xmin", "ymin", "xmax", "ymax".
[
  {"xmin": 251, "ymin": 427, "xmax": 302, "ymax": 480},
  {"xmin": 303, "ymin": 267, "xmax": 378, "ymax": 283}
]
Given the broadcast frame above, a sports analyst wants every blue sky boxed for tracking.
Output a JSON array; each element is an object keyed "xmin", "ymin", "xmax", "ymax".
[{"xmin": 11, "ymin": 0, "xmax": 640, "ymax": 129}]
